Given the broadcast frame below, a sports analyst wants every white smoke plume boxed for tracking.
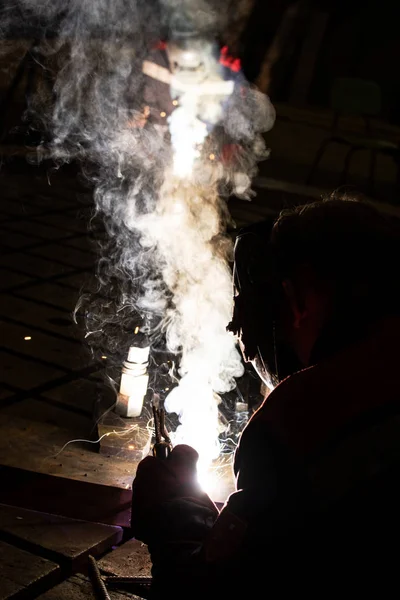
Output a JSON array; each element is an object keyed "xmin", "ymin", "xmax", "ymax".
[{"xmin": 0, "ymin": 0, "xmax": 275, "ymax": 465}]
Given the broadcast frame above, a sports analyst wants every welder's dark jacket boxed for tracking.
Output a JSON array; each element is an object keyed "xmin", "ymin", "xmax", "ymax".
[{"xmin": 148, "ymin": 317, "xmax": 400, "ymax": 598}]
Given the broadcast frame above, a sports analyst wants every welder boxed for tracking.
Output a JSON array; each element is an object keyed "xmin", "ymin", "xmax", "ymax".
[
  {"xmin": 129, "ymin": 25, "xmax": 253, "ymax": 197},
  {"xmin": 133, "ymin": 25, "xmax": 242, "ymax": 130},
  {"xmin": 131, "ymin": 196, "xmax": 400, "ymax": 598}
]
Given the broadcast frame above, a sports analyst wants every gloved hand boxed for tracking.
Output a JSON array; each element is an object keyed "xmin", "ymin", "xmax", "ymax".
[{"xmin": 131, "ymin": 444, "xmax": 218, "ymax": 544}]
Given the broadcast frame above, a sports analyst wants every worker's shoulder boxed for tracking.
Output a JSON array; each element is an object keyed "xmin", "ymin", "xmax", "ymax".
[
  {"xmin": 255, "ymin": 316, "xmax": 400, "ymax": 425},
  {"xmin": 255, "ymin": 364, "xmax": 316, "ymax": 421},
  {"xmin": 239, "ymin": 367, "xmax": 315, "ymax": 453},
  {"xmin": 250, "ymin": 318, "xmax": 400, "ymax": 454}
]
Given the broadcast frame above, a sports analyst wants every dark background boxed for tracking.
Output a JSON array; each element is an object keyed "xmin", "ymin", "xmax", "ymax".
[
  {"xmin": 1, "ymin": 0, "xmax": 400, "ymax": 475},
  {"xmin": 0, "ymin": 4, "xmax": 400, "ymax": 596},
  {"xmin": 1, "ymin": 0, "xmax": 400, "ymax": 496},
  {"xmin": 240, "ymin": 0, "xmax": 400, "ymax": 125}
]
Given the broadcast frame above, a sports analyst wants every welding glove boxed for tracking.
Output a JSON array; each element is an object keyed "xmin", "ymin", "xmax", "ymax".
[{"xmin": 131, "ymin": 444, "xmax": 218, "ymax": 545}]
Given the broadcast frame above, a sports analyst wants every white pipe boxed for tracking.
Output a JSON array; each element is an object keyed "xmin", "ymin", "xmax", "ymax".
[{"xmin": 115, "ymin": 345, "xmax": 150, "ymax": 418}]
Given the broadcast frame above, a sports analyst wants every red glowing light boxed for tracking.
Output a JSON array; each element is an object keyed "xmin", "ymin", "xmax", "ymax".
[{"xmin": 219, "ymin": 46, "xmax": 241, "ymax": 72}]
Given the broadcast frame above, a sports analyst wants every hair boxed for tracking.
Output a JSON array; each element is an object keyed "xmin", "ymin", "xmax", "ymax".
[
  {"xmin": 229, "ymin": 195, "xmax": 400, "ymax": 384},
  {"xmin": 270, "ymin": 195, "xmax": 400, "ymax": 323}
]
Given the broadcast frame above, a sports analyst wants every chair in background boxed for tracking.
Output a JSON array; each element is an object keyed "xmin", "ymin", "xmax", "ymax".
[{"xmin": 307, "ymin": 77, "xmax": 400, "ymax": 193}]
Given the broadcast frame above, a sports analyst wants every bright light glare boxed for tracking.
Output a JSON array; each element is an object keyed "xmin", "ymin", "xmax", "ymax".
[
  {"xmin": 168, "ymin": 93, "xmax": 208, "ymax": 178},
  {"xmin": 197, "ymin": 461, "xmax": 217, "ymax": 496},
  {"xmin": 24, "ymin": 336, "xmax": 32, "ymax": 341},
  {"xmin": 197, "ymin": 454, "xmax": 236, "ymax": 501},
  {"xmin": 165, "ymin": 377, "xmax": 220, "ymax": 468}
]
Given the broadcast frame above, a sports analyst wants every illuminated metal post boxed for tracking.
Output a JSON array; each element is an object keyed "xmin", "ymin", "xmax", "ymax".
[
  {"xmin": 115, "ymin": 343, "xmax": 150, "ymax": 418},
  {"xmin": 98, "ymin": 332, "xmax": 152, "ymax": 458}
]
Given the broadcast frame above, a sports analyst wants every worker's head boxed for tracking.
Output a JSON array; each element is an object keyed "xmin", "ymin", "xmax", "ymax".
[
  {"xmin": 228, "ymin": 196, "xmax": 400, "ymax": 389},
  {"xmin": 166, "ymin": 37, "xmax": 219, "ymax": 84}
]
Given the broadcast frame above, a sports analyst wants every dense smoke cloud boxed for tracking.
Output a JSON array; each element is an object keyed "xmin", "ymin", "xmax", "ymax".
[{"xmin": 1, "ymin": 0, "xmax": 275, "ymax": 460}]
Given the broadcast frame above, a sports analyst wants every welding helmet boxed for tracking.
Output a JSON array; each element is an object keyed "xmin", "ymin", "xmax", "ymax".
[{"xmin": 227, "ymin": 218, "xmax": 300, "ymax": 389}]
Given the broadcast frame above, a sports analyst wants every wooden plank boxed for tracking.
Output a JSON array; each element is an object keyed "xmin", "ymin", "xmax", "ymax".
[
  {"xmin": 0, "ymin": 504, "xmax": 123, "ymax": 571},
  {"xmin": 98, "ymin": 539, "xmax": 151, "ymax": 579},
  {"xmin": 0, "ymin": 411, "xmax": 137, "ymax": 491},
  {"xmin": 0, "ymin": 540, "xmax": 60, "ymax": 600},
  {"xmin": 36, "ymin": 573, "xmax": 138, "ymax": 600},
  {"xmin": 0, "ymin": 466, "xmax": 132, "ymax": 528}
]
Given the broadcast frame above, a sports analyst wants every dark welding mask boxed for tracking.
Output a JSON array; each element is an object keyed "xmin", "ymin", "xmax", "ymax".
[{"xmin": 227, "ymin": 219, "xmax": 300, "ymax": 389}]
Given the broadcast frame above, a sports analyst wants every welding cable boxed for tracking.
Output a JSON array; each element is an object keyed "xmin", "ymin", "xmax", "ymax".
[{"xmin": 87, "ymin": 555, "xmax": 111, "ymax": 600}]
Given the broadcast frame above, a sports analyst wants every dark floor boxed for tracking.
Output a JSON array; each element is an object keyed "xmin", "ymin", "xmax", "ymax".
[{"xmin": 0, "ymin": 162, "xmax": 139, "ymax": 490}]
